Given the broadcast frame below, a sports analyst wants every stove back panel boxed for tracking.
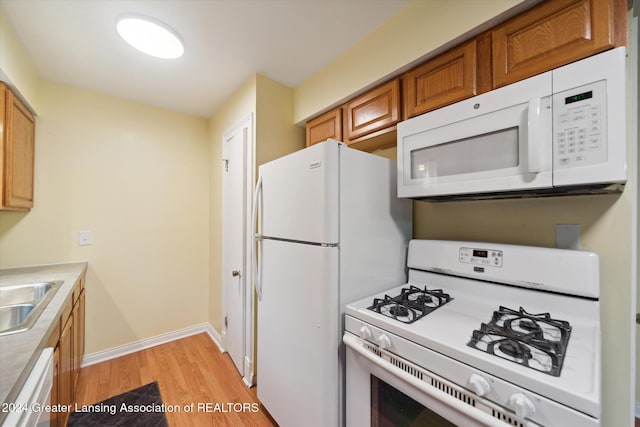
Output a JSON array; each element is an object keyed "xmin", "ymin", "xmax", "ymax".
[{"xmin": 406, "ymin": 240, "xmax": 599, "ymax": 299}]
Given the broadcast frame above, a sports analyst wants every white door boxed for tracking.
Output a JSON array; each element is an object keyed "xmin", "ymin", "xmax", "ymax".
[{"xmin": 222, "ymin": 117, "xmax": 252, "ymax": 378}]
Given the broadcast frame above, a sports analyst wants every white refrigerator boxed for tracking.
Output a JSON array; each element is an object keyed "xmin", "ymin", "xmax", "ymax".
[{"xmin": 253, "ymin": 140, "xmax": 412, "ymax": 427}]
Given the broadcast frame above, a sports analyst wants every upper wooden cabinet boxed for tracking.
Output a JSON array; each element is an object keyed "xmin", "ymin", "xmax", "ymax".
[
  {"xmin": 0, "ymin": 82, "xmax": 35, "ymax": 211},
  {"xmin": 403, "ymin": 37, "xmax": 491, "ymax": 119},
  {"xmin": 492, "ymin": 0, "xmax": 626, "ymax": 88},
  {"xmin": 304, "ymin": 0, "xmax": 626, "ymax": 153},
  {"xmin": 306, "ymin": 108, "xmax": 342, "ymax": 147},
  {"xmin": 344, "ymin": 79, "xmax": 400, "ymax": 142}
]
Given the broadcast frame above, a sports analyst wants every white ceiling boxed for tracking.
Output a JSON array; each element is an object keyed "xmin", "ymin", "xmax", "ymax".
[{"xmin": 0, "ymin": 0, "xmax": 410, "ymax": 118}]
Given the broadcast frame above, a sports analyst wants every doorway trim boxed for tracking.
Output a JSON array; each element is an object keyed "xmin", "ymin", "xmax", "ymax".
[{"xmin": 221, "ymin": 113, "xmax": 255, "ymax": 387}]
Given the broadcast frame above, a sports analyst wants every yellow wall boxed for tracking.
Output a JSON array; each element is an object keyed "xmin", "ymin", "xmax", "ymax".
[
  {"xmin": 0, "ymin": 11, "xmax": 40, "ymax": 112},
  {"xmin": 207, "ymin": 75, "xmax": 256, "ymax": 331},
  {"xmin": 0, "ymin": 81, "xmax": 211, "ymax": 353},
  {"xmin": 255, "ymin": 74, "xmax": 305, "ymax": 168},
  {"xmin": 206, "ymin": 74, "xmax": 304, "ymax": 331},
  {"xmin": 293, "ymin": 0, "xmax": 524, "ymax": 123}
]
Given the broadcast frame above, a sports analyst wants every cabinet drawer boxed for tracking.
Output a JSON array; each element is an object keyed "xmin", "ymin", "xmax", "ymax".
[
  {"xmin": 345, "ymin": 79, "xmax": 400, "ymax": 141},
  {"xmin": 492, "ymin": 0, "xmax": 624, "ymax": 88}
]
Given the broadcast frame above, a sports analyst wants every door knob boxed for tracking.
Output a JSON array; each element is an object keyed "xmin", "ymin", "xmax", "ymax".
[{"xmin": 232, "ymin": 270, "xmax": 241, "ymax": 277}]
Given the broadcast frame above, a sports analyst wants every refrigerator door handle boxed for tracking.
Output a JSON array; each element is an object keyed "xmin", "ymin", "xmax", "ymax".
[{"xmin": 252, "ymin": 175, "xmax": 264, "ymax": 301}]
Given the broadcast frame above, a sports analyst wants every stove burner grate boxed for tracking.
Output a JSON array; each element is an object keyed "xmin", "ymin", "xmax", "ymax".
[
  {"xmin": 367, "ymin": 285, "xmax": 452, "ymax": 324},
  {"xmin": 467, "ymin": 306, "xmax": 572, "ymax": 376}
]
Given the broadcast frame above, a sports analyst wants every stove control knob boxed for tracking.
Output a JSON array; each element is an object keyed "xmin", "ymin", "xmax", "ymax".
[
  {"xmin": 377, "ymin": 334, "xmax": 392, "ymax": 350},
  {"xmin": 359, "ymin": 326, "xmax": 372, "ymax": 340},
  {"xmin": 467, "ymin": 373, "xmax": 490, "ymax": 396},
  {"xmin": 508, "ymin": 393, "xmax": 535, "ymax": 419}
]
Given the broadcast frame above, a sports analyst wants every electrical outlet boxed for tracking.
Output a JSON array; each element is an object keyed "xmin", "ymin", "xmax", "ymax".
[{"xmin": 78, "ymin": 230, "xmax": 93, "ymax": 246}]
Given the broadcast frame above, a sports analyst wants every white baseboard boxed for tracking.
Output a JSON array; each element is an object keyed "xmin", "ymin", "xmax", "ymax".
[
  {"xmin": 81, "ymin": 322, "xmax": 223, "ymax": 367},
  {"xmin": 636, "ymin": 402, "xmax": 640, "ymax": 419},
  {"xmin": 243, "ymin": 356, "xmax": 255, "ymax": 388},
  {"xmin": 204, "ymin": 323, "xmax": 224, "ymax": 352}
]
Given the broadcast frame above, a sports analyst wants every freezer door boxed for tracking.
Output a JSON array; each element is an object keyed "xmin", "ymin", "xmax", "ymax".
[
  {"xmin": 257, "ymin": 239, "xmax": 340, "ymax": 427},
  {"xmin": 259, "ymin": 140, "xmax": 339, "ymax": 244}
]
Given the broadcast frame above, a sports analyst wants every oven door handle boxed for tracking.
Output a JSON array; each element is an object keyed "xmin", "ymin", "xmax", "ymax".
[{"xmin": 343, "ymin": 334, "xmax": 513, "ymax": 427}]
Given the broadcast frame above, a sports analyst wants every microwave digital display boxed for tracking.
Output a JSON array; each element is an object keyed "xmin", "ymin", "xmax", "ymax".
[{"xmin": 565, "ymin": 90, "xmax": 593, "ymax": 105}]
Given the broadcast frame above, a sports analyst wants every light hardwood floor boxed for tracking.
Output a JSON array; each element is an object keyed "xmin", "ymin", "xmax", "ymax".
[{"xmin": 74, "ymin": 333, "xmax": 277, "ymax": 426}]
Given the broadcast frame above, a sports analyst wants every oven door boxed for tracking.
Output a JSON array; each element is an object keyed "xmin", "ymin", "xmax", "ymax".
[
  {"xmin": 344, "ymin": 334, "xmax": 524, "ymax": 427},
  {"xmin": 397, "ymin": 71, "xmax": 553, "ymax": 199}
]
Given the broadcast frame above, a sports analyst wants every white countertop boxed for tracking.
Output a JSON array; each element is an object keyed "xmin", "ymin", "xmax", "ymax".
[{"xmin": 0, "ymin": 262, "xmax": 87, "ymax": 416}]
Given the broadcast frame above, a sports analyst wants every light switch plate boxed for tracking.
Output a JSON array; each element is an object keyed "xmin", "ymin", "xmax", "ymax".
[
  {"xmin": 555, "ymin": 224, "xmax": 580, "ymax": 250},
  {"xmin": 78, "ymin": 230, "xmax": 93, "ymax": 246}
]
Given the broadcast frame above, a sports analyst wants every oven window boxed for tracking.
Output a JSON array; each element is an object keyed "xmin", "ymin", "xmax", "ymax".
[{"xmin": 371, "ymin": 375, "xmax": 456, "ymax": 427}]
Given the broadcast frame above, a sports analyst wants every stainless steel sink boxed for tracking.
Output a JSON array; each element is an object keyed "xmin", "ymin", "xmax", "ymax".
[
  {"xmin": 0, "ymin": 304, "xmax": 35, "ymax": 331},
  {"xmin": 0, "ymin": 281, "xmax": 63, "ymax": 336}
]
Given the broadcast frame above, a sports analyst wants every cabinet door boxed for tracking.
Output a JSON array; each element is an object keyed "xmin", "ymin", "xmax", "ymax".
[
  {"xmin": 404, "ymin": 39, "xmax": 486, "ymax": 119},
  {"xmin": 306, "ymin": 108, "xmax": 342, "ymax": 147},
  {"xmin": 492, "ymin": 0, "xmax": 625, "ymax": 88},
  {"xmin": 73, "ymin": 289, "xmax": 85, "ymax": 388},
  {"xmin": 46, "ymin": 321, "xmax": 61, "ymax": 427},
  {"xmin": 50, "ymin": 345, "xmax": 60, "ymax": 427},
  {"xmin": 344, "ymin": 79, "xmax": 400, "ymax": 142},
  {"xmin": 59, "ymin": 314, "xmax": 73, "ymax": 427},
  {"xmin": 0, "ymin": 83, "xmax": 35, "ymax": 210}
]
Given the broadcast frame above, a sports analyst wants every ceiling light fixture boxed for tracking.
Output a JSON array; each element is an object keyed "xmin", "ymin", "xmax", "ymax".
[{"xmin": 116, "ymin": 15, "xmax": 184, "ymax": 59}]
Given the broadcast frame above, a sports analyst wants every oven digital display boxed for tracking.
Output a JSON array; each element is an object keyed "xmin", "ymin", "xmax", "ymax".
[
  {"xmin": 565, "ymin": 90, "xmax": 593, "ymax": 104},
  {"xmin": 460, "ymin": 247, "xmax": 503, "ymax": 267},
  {"xmin": 472, "ymin": 249, "xmax": 488, "ymax": 258}
]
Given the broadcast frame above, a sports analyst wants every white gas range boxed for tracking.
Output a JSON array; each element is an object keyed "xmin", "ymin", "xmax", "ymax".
[{"xmin": 343, "ymin": 240, "xmax": 600, "ymax": 427}]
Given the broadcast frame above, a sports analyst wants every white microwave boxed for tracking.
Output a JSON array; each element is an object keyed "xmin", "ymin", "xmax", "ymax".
[{"xmin": 398, "ymin": 47, "xmax": 627, "ymax": 200}]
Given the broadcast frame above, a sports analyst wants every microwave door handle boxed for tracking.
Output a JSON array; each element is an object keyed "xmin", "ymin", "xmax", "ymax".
[{"xmin": 527, "ymin": 97, "xmax": 542, "ymax": 173}]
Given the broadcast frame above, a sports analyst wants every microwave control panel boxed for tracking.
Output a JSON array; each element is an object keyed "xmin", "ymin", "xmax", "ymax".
[
  {"xmin": 553, "ymin": 80, "xmax": 607, "ymax": 170},
  {"xmin": 459, "ymin": 247, "xmax": 503, "ymax": 267}
]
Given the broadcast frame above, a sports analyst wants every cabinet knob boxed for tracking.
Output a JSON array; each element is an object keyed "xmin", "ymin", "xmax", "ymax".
[{"xmin": 232, "ymin": 270, "xmax": 240, "ymax": 277}]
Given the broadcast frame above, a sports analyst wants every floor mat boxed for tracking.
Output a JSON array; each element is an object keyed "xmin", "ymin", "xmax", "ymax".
[{"xmin": 68, "ymin": 381, "xmax": 169, "ymax": 426}]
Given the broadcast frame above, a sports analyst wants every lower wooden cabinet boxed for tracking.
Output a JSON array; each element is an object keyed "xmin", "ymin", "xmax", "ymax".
[
  {"xmin": 58, "ymin": 314, "xmax": 74, "ymax": 427},
  {"xmin": 50, "ymin": 347, "xmax": 60, "ymax": 427},
  {"xmin": 48, "ymin": 274, "xmax": 86, "ymax": 427},
  {"xmin": 73, "ymin": 288, "xmax": 85, "ymax": 387}
]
